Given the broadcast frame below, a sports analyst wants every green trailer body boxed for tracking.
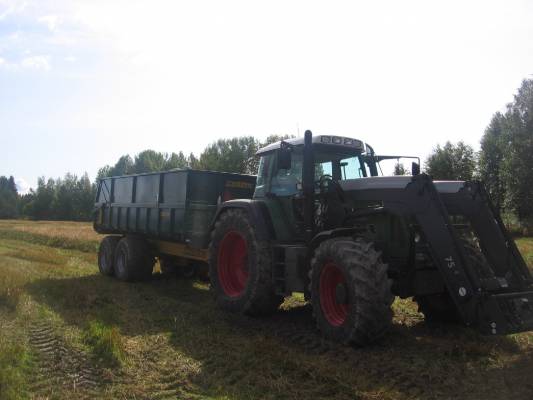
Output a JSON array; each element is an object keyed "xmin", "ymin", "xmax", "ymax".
[{"xmin": 93, "ymin": 169, "xmax": 256, "ymax": 251}]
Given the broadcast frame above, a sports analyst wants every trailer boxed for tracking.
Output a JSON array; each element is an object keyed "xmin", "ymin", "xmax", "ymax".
[{"xmin": 94, "ymin": 169, "xmax": 256, "ymax": 278}]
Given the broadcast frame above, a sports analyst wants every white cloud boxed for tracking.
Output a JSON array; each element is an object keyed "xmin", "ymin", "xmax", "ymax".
[
  {"xmin": 37, "ymin": 15, "xmax": 59, "ymax": 31},
  {"xmin": 0, "ymin": 56, "xmax": 5, "ymax": 65},
  {"xmin": 15, "ymin": 178, "xmax": 31, "ymax": 194},
  {"xmin": 0, "ymin": 0, "xmax": 26, "ymax": 20},
  {"xmin": 20, "ymin": 55, "xmax": 50, "ymax": 70},
  {"xmin": 64, "ymin": 55, "xmax": 76, "ymax": 62}
]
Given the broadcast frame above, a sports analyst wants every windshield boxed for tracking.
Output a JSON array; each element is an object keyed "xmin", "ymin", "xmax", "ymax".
[{"xmin": 259, "ymin": 150, "xmax": 375, "ymax": 197}]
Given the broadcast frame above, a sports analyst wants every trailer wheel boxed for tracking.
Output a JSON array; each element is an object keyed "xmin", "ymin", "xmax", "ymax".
[
  {"xmin": 208, "ymin": 209, "xmax": 283, "ymax": 315},
  {"xmin": 98, "ymin": 236, "xmax": 120, "ymax": 276},
  {"xmin": 310, "ymin": 237, "xmax": 394, "ymax": 345},
  {"xmin": 114, "ymin": 236, "xmax": 154, "ymax": 281}
]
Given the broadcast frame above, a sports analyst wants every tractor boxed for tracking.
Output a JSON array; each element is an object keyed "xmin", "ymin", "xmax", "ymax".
[{"xmin": 207, "ymin": 130, "xmax": 533, "ymax": 344}]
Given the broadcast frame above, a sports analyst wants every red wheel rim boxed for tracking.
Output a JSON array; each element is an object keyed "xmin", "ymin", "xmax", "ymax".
[
  {"xmin": 217, "ymin": 231, "xmax": 249, "ymax": 297},
  {"xmin": 319, "ymin": 262, "xmax": 349, "ymax": 326}
]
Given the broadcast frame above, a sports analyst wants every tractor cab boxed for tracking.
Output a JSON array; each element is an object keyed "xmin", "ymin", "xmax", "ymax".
[
  {"xmin": 254, "ymin": 135, "xmax": 377, "ymax": 199},
  {"xmin": 252, "ymin": 134, "xmax": 421, "ymax": 241},
  {"xmin": 252, "ymin": 135, "xmax": 383, "ymax": 241}
]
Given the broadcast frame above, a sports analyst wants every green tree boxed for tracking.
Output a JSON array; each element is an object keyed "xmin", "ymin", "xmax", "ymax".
[
  {"xmin": 198, "ymin": 136, "xmax": 260, "ymax": 174},
  {"xmin": 165, "ymin": 151, "xmax": 189, "ymax": 170},
  {"xmin": 393, "ymin": 162, "xmax": 407, "ymax": 176},
  {"xmin": 97, "ymin": 155, "xmax": 134, "ymax": 178},
  {"xmin": 133, "ymin": 150, "xmax": 166, "ymax": 173},
  {"xmin": 21, "ymin": 173, "xmax": 95, "ymax": 221},
  {"xmin": 479, "ymin": 112, "xmax": 508, "ymax": 211},
  {"xmin": 25, "ymin": 177, "xmax": 55, "ymax": 220},
  {"xmin": 0, "ymin": 175, "xmax": 18, "ymax": 218},
  {"xmin": 425, "ymin": 141, "xmax": 476, "ymax": 181},
  {"xmin": 499, "ymin": 79, "xmax": 533, "ymax": 227}
]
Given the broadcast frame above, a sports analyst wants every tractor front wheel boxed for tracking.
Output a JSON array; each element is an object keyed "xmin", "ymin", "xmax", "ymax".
[
  {"xmin": 310, "ymin": 237, "xmax": 394, "ymax": 345},
  {"xmin": 208, "ymin": 209, "xmax": 282, "ymax": 315}
]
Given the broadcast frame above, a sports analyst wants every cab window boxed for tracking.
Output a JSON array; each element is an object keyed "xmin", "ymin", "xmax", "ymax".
[
  {"xmin": 339, "ymin": 156, "xmax": 368, "ymax": 179},
  {"xmin": 254, "ymin": 153, "xmax": 274, "ymax": 198},
  {"xmin": 270, "ymin": 153, "xmax": 303, "ymax": 196}
]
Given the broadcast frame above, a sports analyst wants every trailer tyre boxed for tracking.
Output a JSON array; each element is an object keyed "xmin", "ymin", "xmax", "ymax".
[
  {"xmin": 209, "ymin": 209, "xmax": 283, "ymax": 316},
  {"xmin": 310, "ymin": 237, "xmax": 394, "ymax": 345},
  {"xmin": 114, "ymin": 236, "xmax": 154, "ymax": 282},
  {"xmin": 98, "ymin": 236, "xmax": 121, "ymax": 276}
]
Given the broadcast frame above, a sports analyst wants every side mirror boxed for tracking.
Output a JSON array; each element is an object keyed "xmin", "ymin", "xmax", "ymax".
[
  {"xmin": 278, "ymin": 148, "xmax": 292, "ymax": 170},
  {"xmin": 411, "ymin": 162, "xmax": 420, "ymax": 176}
]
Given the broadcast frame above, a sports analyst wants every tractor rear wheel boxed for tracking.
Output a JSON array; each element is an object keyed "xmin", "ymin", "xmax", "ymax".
[
  {"xmin": 310, "ymin": 237, "xmax": 394, "ymax": 345},
  {"xmin": 208, "ymin": 209, "xmax": 283, "ymax": 315},
  {"xmin": 98, "ymin": 236, "xmax": 120, "ymax": 276},
  {"xmin": 114, "ymin": 236, "xmax": 154, "ymax": 281}
]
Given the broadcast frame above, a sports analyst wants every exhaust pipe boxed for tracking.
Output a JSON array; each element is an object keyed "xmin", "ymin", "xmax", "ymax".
[{"xmin": 303, "ymin": 130, "xmax": 315, "ymax": 242}]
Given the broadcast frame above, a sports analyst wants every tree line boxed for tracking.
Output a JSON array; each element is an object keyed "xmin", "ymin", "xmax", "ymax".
[
  {"xmin": 1, "ymin": 79, "xmax": 532, "ymax": 226},
  {"xmin": 0, "ymin": 135, "xmax": 290, "ymax": 221}
]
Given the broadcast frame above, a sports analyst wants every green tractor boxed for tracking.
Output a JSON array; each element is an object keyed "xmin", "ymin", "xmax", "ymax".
[{"xmin": 208, "ymin": 130, "xmax": 533, "ymax": 345}]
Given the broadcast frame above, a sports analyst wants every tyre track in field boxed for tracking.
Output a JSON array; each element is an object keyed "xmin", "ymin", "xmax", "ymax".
[
  {"xmin": 29, "ymin": 321, "xmax": 102, "ymax": 399},
  {"xmin": 136, "ymin": 341, "xmax": 195, "ymax": 400}
]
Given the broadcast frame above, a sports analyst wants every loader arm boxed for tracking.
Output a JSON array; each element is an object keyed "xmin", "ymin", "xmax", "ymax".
[{"xmin": 340, "ymin": 174, "xmax": 533, "ymax": 335}]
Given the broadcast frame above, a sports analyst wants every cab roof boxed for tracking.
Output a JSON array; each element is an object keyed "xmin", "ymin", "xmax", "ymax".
[{"xmin": 256, "ymin": 135, "xmax": 366, "ymax": 155}]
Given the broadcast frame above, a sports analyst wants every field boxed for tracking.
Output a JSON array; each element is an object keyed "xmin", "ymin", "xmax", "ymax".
[{"xmin": 1, "ymin": 220, "xmax": 533, "ymax": 399}]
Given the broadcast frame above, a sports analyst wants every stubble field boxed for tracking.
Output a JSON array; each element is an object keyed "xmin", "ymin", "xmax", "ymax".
[{"xmin": 1, "ymin": 219, "xmax": 533, "ymax": 399}]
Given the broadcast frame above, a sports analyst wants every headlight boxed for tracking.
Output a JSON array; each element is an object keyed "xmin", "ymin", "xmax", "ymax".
[
  {"xmin": 332, "ymin": 136, "xmax": 342, "ymax": 144},
  {"xmin": 321, "ymin": 136, "xmax": 331, "ymax": 144},
  {"xmin": 344, "ymin": 138, "xmax": 354, "ymax": 145}
]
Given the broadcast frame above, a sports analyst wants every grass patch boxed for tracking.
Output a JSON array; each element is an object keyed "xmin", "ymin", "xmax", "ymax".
[
  {"xmin": 83, "ymin": 320, "xmax": 125, "ymax": 367},
  {"xmin": 2, "ymin": 220, "xmax": 533, "ymax": 399},
  {"xmin": 0, "ymin": 268, "xmax": 25, "ymax": 312},
  {"xmin": 0, "ymin": 337, "xmax": 32, "ymax": 400},
  {"xmin": 0, "ymin": 228, "xmax": 98, "ymax": 253}
]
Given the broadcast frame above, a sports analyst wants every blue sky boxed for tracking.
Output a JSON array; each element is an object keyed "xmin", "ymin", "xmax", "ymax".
[{"xmin": 1, "ymin": 0, "xmax": 533, "ymax": 193}]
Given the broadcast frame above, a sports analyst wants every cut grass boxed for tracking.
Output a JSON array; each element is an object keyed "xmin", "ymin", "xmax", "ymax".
[
  {"xmin": 1, "ymin": 219, "xmax": 533, "ymax": 399},
  {"xmin": 0, "ymin": 336, "xmax": 32, "ymax": 400},
  {"xmin": 0, "ymin": 219, "xmax": 100, "ymax": 253},
  {"xmin": 83, "ymin": 320, "xmax": 125, "ymax": 367}
]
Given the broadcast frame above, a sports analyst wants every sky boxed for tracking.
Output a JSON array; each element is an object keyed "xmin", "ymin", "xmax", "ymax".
[{"xmin": 1, "ymin": 0, "xmax": 533, "ymax": 193}]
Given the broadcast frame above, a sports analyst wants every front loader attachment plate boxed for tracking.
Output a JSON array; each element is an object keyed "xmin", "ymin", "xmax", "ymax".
[{"xmin": 479, "ymin": 291, "xmax": 533, "ymax": 335}]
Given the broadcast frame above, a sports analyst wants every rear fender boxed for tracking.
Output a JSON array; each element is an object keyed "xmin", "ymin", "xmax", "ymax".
[{"xmin": 207, "ymin": 199, "xmax": 275, "ymax": 246}]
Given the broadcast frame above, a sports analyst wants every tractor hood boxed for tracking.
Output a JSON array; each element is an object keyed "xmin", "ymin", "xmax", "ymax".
[{"xmin": 339, "ymin": 176, "xmax": 466, "ymax": 194}]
